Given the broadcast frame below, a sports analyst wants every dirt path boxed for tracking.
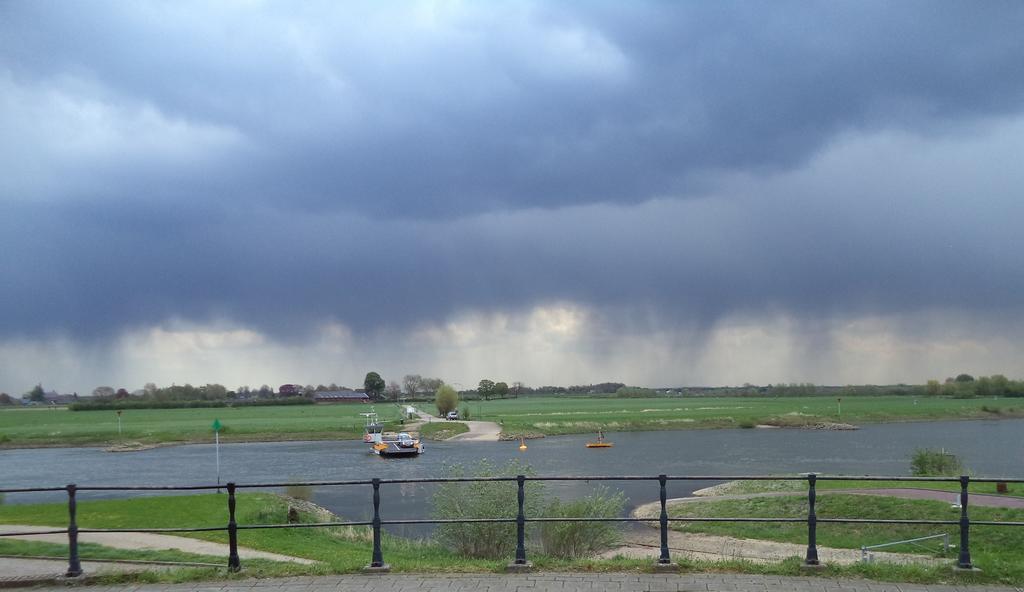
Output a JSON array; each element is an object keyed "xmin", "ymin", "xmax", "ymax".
[
  {"xmin": 0, "ymin": 525, "xmax": 317, "ymax": 564},
  {"xmin": 599, "ymin": 529, "xmax": 945, "ymax": 565},
  {"xmin": 446, "ymin": 419, "xmax": 502, "ymax": 441},
  {"xmin": 411, "ymin": 410, "xmax": 502, "ymax": 441}
]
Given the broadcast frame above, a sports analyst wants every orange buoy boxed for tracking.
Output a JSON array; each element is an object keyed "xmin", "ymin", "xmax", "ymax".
[{"xmin": 518, "ymin": 437, "xmax": 527, "ymax": 451}]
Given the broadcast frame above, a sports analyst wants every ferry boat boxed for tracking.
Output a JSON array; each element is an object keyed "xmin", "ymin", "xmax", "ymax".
[
  {"xmin": 585, "ymin": 429, "xmax": 613, "ymax": 448},
  {"xmin": 362, "ymin": 411, "xmax": 424, "ymax": 457}
]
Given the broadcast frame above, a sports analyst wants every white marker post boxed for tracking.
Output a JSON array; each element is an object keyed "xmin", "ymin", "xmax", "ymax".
[
  {"xmin": 837, "ymin": 398, "xmax": 842, "ymax": 422},
  {"xmin": 212, "ymin": 419, "xmax": 223, "ymax": 493},
  {"xmin": 116, "ymin": 410, "xmax": 122, "ymax": 435}
]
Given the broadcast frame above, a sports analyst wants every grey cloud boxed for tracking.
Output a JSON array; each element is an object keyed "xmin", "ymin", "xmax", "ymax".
[
  {"xmin": 2, "ymin": 2, "xmax": 1024, "ymax": 218},
  {"xmin": 2, "ymin": 118, "xmax": 1023, "ymax": 342}
]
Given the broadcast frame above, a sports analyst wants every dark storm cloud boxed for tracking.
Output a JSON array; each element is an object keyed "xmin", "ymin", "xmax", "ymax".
[
  {"xmin": 2, "ymin": 1, "xmax": 1024, "ymax": 344},
  {"xmin": 3, "ymin": 2, "xmax": 1024, "ymax": 216}
]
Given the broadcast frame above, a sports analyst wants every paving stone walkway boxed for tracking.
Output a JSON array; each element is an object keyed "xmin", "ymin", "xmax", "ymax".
[{"xmin": 23, "ymin": 573, "xmax": 1024, "ymax": 592}]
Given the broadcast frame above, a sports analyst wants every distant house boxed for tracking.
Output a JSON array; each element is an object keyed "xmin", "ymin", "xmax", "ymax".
[
  {"xmin": 313, "ymin": 391, "xmax": 370, "ymax": 404},
  {"xmin": 43, "ymin": 391, "xmax": 78, "ymax": 405},
  {"xmin": 278, "ymin": 384, "xmax": 303, "ymax": 396}
]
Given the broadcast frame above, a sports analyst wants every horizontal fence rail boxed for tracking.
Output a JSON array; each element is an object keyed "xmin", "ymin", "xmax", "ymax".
[{"xmin": 3, "ymin": 474, "xmax": 1023, "ymax": 575}]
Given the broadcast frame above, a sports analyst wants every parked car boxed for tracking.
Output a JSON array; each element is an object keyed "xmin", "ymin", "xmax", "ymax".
[{"xmin": 446, "ymin": 411, "xmax": 459, "ymax": 420}]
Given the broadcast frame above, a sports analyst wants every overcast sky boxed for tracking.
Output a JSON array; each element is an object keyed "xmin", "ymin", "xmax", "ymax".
[{"xmin": 2, "ymin": 1, "xmax": 1023, "ymax": 395}]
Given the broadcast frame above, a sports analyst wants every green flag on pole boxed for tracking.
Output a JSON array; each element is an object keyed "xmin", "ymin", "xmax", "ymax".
[{"xmin": 212, "ymin": 419, "xmax": 222, "ymax": 432}]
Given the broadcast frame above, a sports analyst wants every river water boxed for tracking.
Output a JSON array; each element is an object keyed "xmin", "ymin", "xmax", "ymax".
[{"xmin": 2, "ymin": 419, "xmax": 1021, "ymax": 536}]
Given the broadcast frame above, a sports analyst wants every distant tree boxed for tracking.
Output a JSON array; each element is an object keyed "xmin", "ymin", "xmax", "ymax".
[
  {"xmin": 494, "ymin": 381, "xmax": 509, "ymax": 398},
  {"xmin": 143, "ymin": 382, "xmax": 159, "ymax": 397},
  {"xmin": 364, "ymin": 372, "xmax": 386, "ymax": 400},
  {"xmin": 422, "ymin": 377, "xmax": 445, "ymax": 393},
  {"xmin": 435, "ymin": 384, "xmax": 459, "ymax": 415},
  {"xmin": 955, "ymin": 374, "xmax": 975, "ymax": 383},
  {"xmin": 511, "ymin": 382, "xmax": 524, "ymax": 398},
  {"xmin": 205, "ymin": 384, "xmax": 228, "ymax": 399},
  {"xmin": 478, "ymin": 379, "xmax": 496, "ymax": 400},
  {"xmin": 385, "ymin": 381, "xmax": 402, "ymax": 401},
  {"xmin": 925, "ymin": 380, "xmax": 941, "ymax": 396},
  {"xmin": 28, "ymin": 384, "xmax": 46, "ymax": 402},
  {"xmin": 0, "ymin": 393, "xmax": 14, "ymax": 405},
  {"xmin": 990, "ymin": 374, "xmax": 1009, "ymax": 396},
  {"xmin": 975, "ymin": 376, "xmax": 992, "ymax": 397},
  {"xmin": 403, "ymin": 374, "xmax": 423, "ymax": 396},
  {"xmin": 114, "ymin": 388, "xmax": 130, "ymax": 399},
  {"xmin": 92, "ymin": 386, "xmax": 115, "ymax": 399}
]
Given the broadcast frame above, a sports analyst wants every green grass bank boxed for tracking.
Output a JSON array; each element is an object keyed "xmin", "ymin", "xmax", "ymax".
[
  {"xmin": 0, "ymin": 492, "xmax": 1015, "ymax": 586},
  {"xmin": 2, "ymin": 395, "xmax": 1024, "ymax": 448}
]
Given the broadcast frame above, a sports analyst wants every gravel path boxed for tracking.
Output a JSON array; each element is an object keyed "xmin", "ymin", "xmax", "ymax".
[
  {"xmin": 0, "ymin": 525, "xmax": 317, "ymax": 564},
  {"xmin": 411, "ymin": 410, "xmax": 502, "ymax": 441},
  {"xmin": 446, "ymin": 419, "xmax": 502, "ymax": 441}
]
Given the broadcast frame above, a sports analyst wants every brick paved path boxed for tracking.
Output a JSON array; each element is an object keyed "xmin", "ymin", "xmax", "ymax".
[{"xmin": 27, "ymin": 573, "xmax": 1023, "ymax": 592}]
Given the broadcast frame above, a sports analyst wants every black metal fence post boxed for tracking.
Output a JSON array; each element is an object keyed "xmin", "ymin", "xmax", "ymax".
[
  {"xmin": 658, "ymin": 474, "xmax": 671, "ymax": 565},
  {"xmin": 227, "ymin": 482, "xmax": 241, "ymax": 572},
  {"xmin": 804, "ymin": 473, "xmax": 820, "ymax": 566},
  {"xmin": 370, "ymin": 478, "xmax": 385, "ymax": 568},
  {"xmin": 514, "ymin": 474, "xmax": 528, "ymax": 565},
  {"xmin": 957, "ymin": 475, "xmax": 973, "ymax": 570},
  {"xmin": 65, "ymin": 483, "xmax": 82, "ymax": 577}
]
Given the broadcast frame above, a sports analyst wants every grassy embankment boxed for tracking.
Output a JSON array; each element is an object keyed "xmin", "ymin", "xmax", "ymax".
[
  {"xmin": 418, "ymin": 421, "xmax": 469, "ymax": 441},
  {"xmin": 664, "ymin": 493, "xmax": 1024, "ymax": 585},
  {"xmin": 474, "ymin": 395, "xmax": 1024, "ymax": 439},
  {"xmin": 0, "ymin": 403, "xmax": 413, "ymax": 448},
  {"xmin": 698, "ymin": 477, "xmax": 1023, "ymax": 498},
  {"xmin": 0, "ymin": 492, "xmax": 1013, "ymax": 586},
  {"xmin": 3, "ymin": 395, "xmax": 1024, "ymax": 448},
  {"xmin": 0, "ymin": 492, "xmax": 643, "ymax": 582}
]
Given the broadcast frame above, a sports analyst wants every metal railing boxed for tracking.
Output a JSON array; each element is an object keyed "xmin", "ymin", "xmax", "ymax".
[
  {"xmin": 861, "ymin": 533, "xmax": 950, "ymax": 563},
  {"xmin": 2, "ymin": 474, "xmax": 1023, "ymax": 576}
]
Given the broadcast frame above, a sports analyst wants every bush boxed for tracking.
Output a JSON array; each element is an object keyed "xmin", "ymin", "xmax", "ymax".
[
  {"xmin": 435, "ymin": 385, "xmax": 459, "ymax": 416},
  {"xmin": 431, "ymin": 460, "xmax": 626, "ymax": 559},
  {"xmin": 540, "ymin": 486, "xmax": 625, "ymax": 558},
  {"xmin": 614, "ymin": 386, "xmax": 657, "ymax": 398},
  {"xmin": 431, "ymin": 460, "xmax": 544, "ymax": 558},
  {"xmin": 911, "ymin": 448, "xmax": 964, "ymax": 476},
  {"xmin": 0, "ymin": 433, "xmax": 10, "ymax": 444},
  {"xmin": 459, "ymin": 405, "xmax": 471, "ymax": 421}
]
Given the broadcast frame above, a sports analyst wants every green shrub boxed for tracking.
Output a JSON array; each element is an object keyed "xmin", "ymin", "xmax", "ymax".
[
  {"xmin": 0, "ymin": 433, "xmax": 10, "ymax": 444},
  {"xmin": 431, "ymin": 460, "xmax": 544, "ymax": 558},
  {"xmin": 459, "ymin": 406, "xmax": 471, "ymax": 421},
  {"xmin": 910, "ymin": 448, "xmax": 963, "ymax": 476},
  {"xmin": 614, "ymin": 386, "xmax": 657, "ymax": 398},
  {"xmin": 539, "ymin": 486, "xmax": 625, "ymax": 558}
]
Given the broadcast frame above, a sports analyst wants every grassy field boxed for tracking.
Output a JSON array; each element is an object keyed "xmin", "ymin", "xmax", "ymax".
[
  {"xmin": 2, "ymin": 394, "xmax": 1023, "ymax": 448},
  {"xmin": 474, "ymin": 395, "xmax": 1024, "ymax": 438},
  {"xmin": 700, "ymin": 477, "xmax": 1024, "ymax": 497},
  {"xmin": 0, "ymin": 492, "xmax": 1012, "ymax": 586},
  {"xmin": 0, "ymin": 403, "xmax": 414, "ymax": 448},
  {"xmin": 666, "ymin": 494, "xmax": 1024, "ymax": 585}
]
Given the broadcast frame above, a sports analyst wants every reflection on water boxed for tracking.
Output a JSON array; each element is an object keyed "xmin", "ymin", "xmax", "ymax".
[{"xmin": 2, "ymin": 419, "xmax": 1022, "ymax": 537}]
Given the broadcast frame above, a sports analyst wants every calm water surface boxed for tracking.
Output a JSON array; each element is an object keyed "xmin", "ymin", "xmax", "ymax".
[{"xmin": 2, "ymin": 419, "xmax": 1021, "ymax": 536}]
